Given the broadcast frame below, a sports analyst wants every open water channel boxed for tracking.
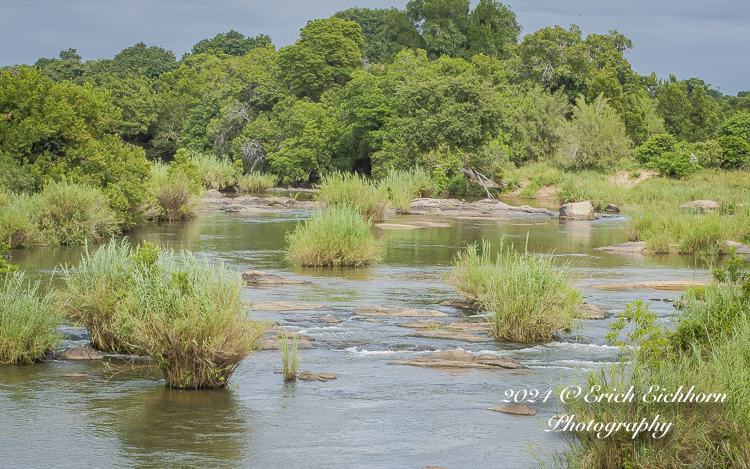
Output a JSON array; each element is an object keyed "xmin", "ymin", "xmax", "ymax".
[{"xmin": 0, "ymin": 198, "xmax": 711, "ymax": 469}]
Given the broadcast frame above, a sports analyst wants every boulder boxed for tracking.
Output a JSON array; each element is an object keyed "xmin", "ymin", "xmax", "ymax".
[
  {"xmin": 596, "ymin": 241, "xmax": 647, "ymax": 254},
  {"xmin": 57, "ymin": 347, "xmax": 103, "ymax": 360},
  {"xmin": 251, "ymin": 301, "xmax": 324, "ymax": 311},
  {"xmin": 390, "ymin": 350, "xmax": 522, "ymax": 369},
  {"xmin": 680, "ymin": 200, "xmax": 720, "ymax": 213},
  {"xmin": 354, "ymin": 305, "xmax": 448, "ymax": 317},
  {"xmin": 242, "ymin": 270, "xmax": 312, "ymax": 285},
  {"xmin": 297, "ymin": 371, "xmax": 337, "ymax": 382},
  {"xmin": 559, "ymin": 201, "xmax": 595, "ymax": 220},
  {"xmin": 205, "ymin": 189, "xmax": 223, "ymax": 198},
  {"xmin": 726, "ymin": 240, "xmax": 750, "ymax": 254},
  {"xmin": 605, "ymin": 204, "xmax": 620, "ymax": 213},
  {"xmin": 487, "ymin": 403, "xmax": 537, "ymax": 416},
  {"xmin": 577, "ymin": 303, "xmax": 610, "ymax": 319}
]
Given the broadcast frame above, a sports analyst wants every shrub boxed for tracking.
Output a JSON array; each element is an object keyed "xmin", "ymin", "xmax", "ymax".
[
  {"xmin": 123, "ymin": 251, "xmax": 265, "ymax": 389},
  {"xmin": 150, "ymin": 162, "xmax": 199, "ymax": 222},
  {"xmin": 653, "ymin": 150, "xmax": 699, "ymax": 178},
  {"xmin": 34, "ymin": 180, "xmax": 120, "ymax": 245},
  {"xmin": 0, "ymin": 272, "xmax": 61, "ymax": 364},
  {"xmin": 237, "ymin": 172, "xmax": 277, "ymax": 193},
  {"xmin": 286, "ymin": 205, "xmax": 381, "ymax": 267},
  {"xmin": 634, "ymin": 133, "xmax": 678, "ymax": 165},
  {"xmin": 380, "ymin": 167, "xmax": 433, "ymax": 213},
  {"xmin": 316, "ymin": 171, "xmax": 389, "ymax": 222},
  {"xmin": 717, "ymin": 135, "xmax": 750, "ymax": 169},
  {"xmin": 445, "ymin": 239, "xmax": 581, "ymax": 342}
]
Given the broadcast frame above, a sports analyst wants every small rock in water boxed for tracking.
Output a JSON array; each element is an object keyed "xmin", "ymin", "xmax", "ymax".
[
  {"xmin": 251, "ymin": 301, "xmax": 324, "ymax": 311},
  {"xmin": 312, "ymin": 315, "xmax": 343, "ymax": 324},
  {"xmin": 605, "ymin": 204, "xmax": 620, "ymax": 213},
  {"xmin": 487, "ymin": 403, "xmax": 537, "ymax": 416},
  {"xmin": 559, "ymin": 201, "xmax": 595, "ymax": 220},
  {"xmin": 297, "ymin": 371, "xmax": 337, "ymax": 382},
  {"xmin": 354, "ymin": 305, "xmax": 448, "ymax": 317},
  {"xmin": 577, "ymin": 303, "xmax": 610, "ymax": 319},
  {"xmin": 439, "ymin": 300, "xmax": 480, "ymax": 310},
  {"xmin": 57, "ymin": 347, "xmax": 103, "ymax": 360}
]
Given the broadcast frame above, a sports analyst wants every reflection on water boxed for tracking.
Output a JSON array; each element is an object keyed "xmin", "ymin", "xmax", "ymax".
[{"xmin": 0, "ymin": 206, "xmax": 719, "ymax": 468}]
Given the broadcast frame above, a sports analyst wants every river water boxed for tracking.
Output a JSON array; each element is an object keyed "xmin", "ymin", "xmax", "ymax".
[{"xmin": 0, "ymin": 200, "xmax": 711, "ymax": 469}]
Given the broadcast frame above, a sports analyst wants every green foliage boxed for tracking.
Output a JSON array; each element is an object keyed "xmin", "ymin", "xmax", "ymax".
[
  {"xmin": 190, "ymin": 30, "xmax": 271, "ymax": 57},
  {"xmin": 508, "ymin": 86, "xmax": 570, "ymax": 164},
  {"xmin": 0, "ymin": 242, "xmax": 17, "ymax": 277},
  {"xmin": 190, "ymin": 152, "xmax": 240, "ymax": 190},
  {"xmin": 692, "ymin": 139, "xmax": 723, "ymax": 168},
  {"xmin": 634, "ymin": 133, "xmax": 678, "ymax": 165},
  {"xmin": 316, "ymin": 171, "xmax": 389, "ymax": 222},
  {"xmin": 150, "ymin": 161, "xmax": 199, "ymax": 222},
  {"xmin": 110, "ymin": 42, "xmax": 178, "ymax": 79},
  {"xmin": 237, "ymin": 172, "xmax": 277, "ymax": 193},
  {"xmin": 278, "ymin": 18, "xmax": 365, "ymax": 101},
  {"xmin": 718, "ymin": 111, "xmax": 750, "ymax": 142},
  {"xmin": 557, "ymin": 94, "xmax": 632, "ymax": 169},
  {"xmin": 652, "ymin": 150, "xmax": 699, "ymax": 178},
  {"xmin": 168, "ymin": 149, "xmax": 202, "ymax": 193},
  {"xmin": 606, "ymin": 301, "xmax": 669, "ymax": 364},
  {"xmin": 445, "ymin": 238, "xmax": 581, "ymax": 342},
  {"xmin": 380, "ymin": 167, "xmax": 433, "ymax": 212},
  {"xmin": 556, "ymin": 171, "xmax": 627, "ymax": 210},
  {"xmin": 286, "ymin": 204, "xmax": 381, "ymax": 267},
  {"xmin": 0, "ymin": 272, "xmax": 61, "ymax": 364},
  {"xmin": 717, "ymin": 135, "xmax": 750, "ymax": 169},
  {"xmin": 333, "ymin": 8, "xmax": 424, "ymax": 64}
]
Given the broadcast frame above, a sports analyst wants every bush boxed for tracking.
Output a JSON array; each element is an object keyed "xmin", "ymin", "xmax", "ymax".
[
  {"xmin": 380, "ymin": 167, "xmax": 433, "ymax": 213},
  {"xmin": 652, "ymin": 150, "xmax": 699, "ymax": 178},
  {"xmin": 237, "ymin": 172, "xmax": 277, "ymax": 193},
  {"xmin": 634, "ymin": 133, "xmax": 678, "ymax": 165},
  {"xmin": 123, "ymin": 250, "xmax": 265, "ymax": 389},
  {"xmin": 286, "ymin": 205, "xmax": 381, "ymax": 267},
  {"xmin": 0, "ymin": 272, "xmax": 61, "ymax": 364},
  {"xmin": 717, "ymin": 135, "xmax": 750, "ymax": 169},
  {"xmin": 445, "ymin": 239, "xmax": 581, "ymax": 342},
  {"xmin": 316, "ymin": 171, "xmax": 389, "ymax": 222}
]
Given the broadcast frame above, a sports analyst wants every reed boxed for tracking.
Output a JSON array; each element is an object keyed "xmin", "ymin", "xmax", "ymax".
[
  {"xmin": 238, "ymin": 172, "xmax": 277, "ymax": 194},
  {"xmin": 279, "ymin": 333, "xmax": 299, "ymax": 381}
]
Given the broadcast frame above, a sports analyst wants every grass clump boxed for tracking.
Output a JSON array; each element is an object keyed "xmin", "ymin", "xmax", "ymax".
[
  {"xmin": 0, "ymin": 272, "xmax": 62, "ymax": 364},
  {"xmin": 316, "ymin": 171, "xmax": 389, "ymax": 222},
  {"xmin": 380, "ymin": 167, "xmax": 433, "ymax": 213},
  {"xmin": 286, "ymin": 204, "xmax": 380, "ymax": 267},
  {"xmin": 519, "ymin": 166, "xmax": 564, "ymax": 199},
  {"xmin": 557, "ymin": 258, "xmax": 750, "ymax": 468},
  {"xmin": 279, "ymin": 334, "xmax": 299, "ymax": 381},
  {"xmin": 149, "ymin": 162, "xmax": 200, "ymax": 222},
  {"xmin": 446, "ymin": 238, "xmax": 581, "ymax": 342},
  {"xmin": 238, "ymin": 171, "xmax": 277, "ymax": 193},
  {"xmin": 190, "ymin": 153, "xmax": 239, "ymax": 190},
  {"xmin": 556, "ymin": 171, "xmax": 627, "ymax": 210}
]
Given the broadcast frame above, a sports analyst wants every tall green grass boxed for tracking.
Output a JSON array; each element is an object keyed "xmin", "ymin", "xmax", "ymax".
[
  {"xmin": 238, "ymin": 171, "xmax": 277, "ymax": 193},
  {"xmin": 380, "ymin": 167, "xmax": 433, "ymax": 213},
  {"xmin": 150, "ymin": 162, "xmax": 199, "ymax": 222},
  {"xmin": 190, "ymin": 153, "xmax": 239, "ymax": 190},
  {"xmin": 286, "ymin": 205, "xmax": 381, "ymax": 267},
  {"xmin": 445, "ymin": 239, "xmax": 581, "ymax": 342},
  {"xmin": 519, "ymin": 166, "xmax": 564, "ymax": 199},
  {"xmin": 0, "ymin": 272, "xmax": 61, "ymax": 364},
  {"xmin": 279, "ymin": 334, "xmax": 299, "ymax": 381},
  {"xmin": 316, "ymin": 172, "xmax": 389, "ymax": 222},
  {"xmin": 556, "ymin": 171, "xmax": 628, "ymax": 209}
]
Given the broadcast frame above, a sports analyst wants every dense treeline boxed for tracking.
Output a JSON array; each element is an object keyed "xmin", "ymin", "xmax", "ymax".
[{"xmin": 2, "ymin": 0, "xmax": 749, "ymax": 208}]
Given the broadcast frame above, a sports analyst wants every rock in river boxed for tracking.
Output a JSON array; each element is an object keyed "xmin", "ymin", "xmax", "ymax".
[
  {"xmin": 297, "ymin": 371, "xmax": 337, "ymax": 382},
  {"xmin": 577, "ymin": 303, "xmax": 610, "ymax": 319},
  {"xmin": 487, "ymin": 403, "xmax": 537, "ymax": 417},
  {"xmin": 407, "ymin": 330, "xmax": 491, "ymax": 343},
  {"xmin": 390, "ymin": 349, "xmax": 523, "ymax": 369},
  {"xmin": 354, "ymin": 305, "xmax": 448, "ymax": 317},
  {"xmin": 559, "ymin": 201, "xmax": 595, "ymax": 220},
  {"xmin": 251, "ymin": 301, "xmax": 325, "ymax": 311},
  {"xmin": 258, "ymin": 328, "xmax": 314, "ymax": 350},
  {"xmin": 243, "ymin": 270, "xmax": 312, "ymax": 285},
  {"xmin": 57, "ymin": 347, "xmax": 103, "ymax": 360},
  {"xmin": 590, "ymin": 278, "xmax": 711, "ymax": 291}
]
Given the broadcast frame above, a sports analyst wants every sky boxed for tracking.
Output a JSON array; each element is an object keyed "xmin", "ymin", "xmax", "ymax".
[{"xmin": 1, "ymin": 0, "xmax": 748, "ymax": 95}]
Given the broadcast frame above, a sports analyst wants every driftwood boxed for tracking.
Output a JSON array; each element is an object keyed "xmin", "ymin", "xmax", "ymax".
[{"xmin": 457, "ymin": 168, "xmax": 505, "ymax": 199}]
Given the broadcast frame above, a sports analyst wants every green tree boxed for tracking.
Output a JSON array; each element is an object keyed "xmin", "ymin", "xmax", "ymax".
[
  {"xmin": 277, "ymin": 18, "xmax": 365, "ymax": 101},
  {"xmin": 190, "ymin": 30, "xmax": 271, "ymax": 57},
  {"xmin": 34, "ymin": 48, "xmax": 86, "ymax": 82},
  {"xmin": 509, "ymin": 85, "xmax": 570, "ymax": 164},
  {"xmin": 557, "ymin": 94, "xmax": 632, "ymax": 168},
  {"xmin": 634, "ymin": 134, "xmax": 678, "ymax": 165},
  {"xmin": 333, "ymin": 8, "xmax": 424, "ymax": 64},
  {"xmin": 109, "ymin": 42, "xmax": 178, "ymax": 79},
  {"xmin": 465, "ymin": 0, "xmax": 520, "ymax": 58},
  {"xmin": 407, "ymin": 0, "xmax": 470, "ymax": 59}
]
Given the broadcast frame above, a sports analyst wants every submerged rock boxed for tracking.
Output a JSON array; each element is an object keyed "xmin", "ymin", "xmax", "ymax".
[
  {"xmin": 559, "ymin": 201, "xmax": 595, "ymax": 220},
  {"xmin": 258, "ymin": 328, "xmax": 314, "ymax": 350},
  {"xmin": 251, "ymin": 301, "xmax": 324, "ymax": 311},
  {"xmin": 57, "ymin": 347, "xmax": 103, "ymax": 360},
  {"xmin": 63, "ymin": 373, "xmax": 92, "ymax": 378},
  {"xmin": 397, "ymin": 319, "xmax": 492, "ymax": 333},
  {"xmin": 439, "ymin": 299, "xmax": 480, "ymax": 310},
  {"xmin": 374, "ymin": 223, "xmax": 421, "ymax": 230},
  {"xmin": 590, "ymin": 278, "xmax": 711, "ymax": 291},
  {"xmin": 407, "ymin": 330, "xmax": 491, "ymax": 343},
  {"xmin": 577, "ymin": 303, "xmax": 610, "ymax": 319},
  {"xmin": 312, "ymin": 315, "xmax": 343, "ymax": 324},
  {"xmin": 487, "ymin": 403, "xmax": 537, "ymax": 417},
  {"xmin": 297, "ymin": 371, "xmax": 337, "ymax": 382},
  {"xmin": 243, "ymin": 270, "xmax": 312, "ymax": 285},
  {"xmin": 390, "ymin": 350, "xmax": 522, "ymax": 369},
  {"xmin": 354, "ymin": 305, "xmax": 448, "ymax": 317}
]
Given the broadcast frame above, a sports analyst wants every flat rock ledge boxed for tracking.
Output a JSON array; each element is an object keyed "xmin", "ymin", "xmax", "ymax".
[
  {"xmin": 374, "ymin": 221, "xmax": 452, "ymax": 230},
  {"xmin": 407, "ymin": 330, "xmax": 491, "ymax": 343},
  {"xmin": 297, "ymin": 371, "xmax": 337, "ymax": 382},
  {"xmin": 390, "ymin": 349, "xmax": 522, "ymax": 369},
  {"xmin": 258, "ymin": 328, "xmax": 315, "ymax": 350},
  {"xmin": 63, "ymin": 373, "xmax": 92, "ymax": 378},
  {"xmin": 203, "ymin": 192, "xmax": 320, "ymax": 213},
  {"xmin": 57, "ymin": 347, "xmax": 103, "ymax": 360},
  {"xmin": 251, "ymin": 301, "xmax": 325, "ymax": 311},
  {"xmin": 354, "ymin": 305, "xmax": 448, "ymax": 317},
  {"xmin": 312, "ymin": 315, "xmax": 343, "ymax": 323},
  {"xmin": 597, "ymin": 240, "xmax": 750, "ymax": 255},
  {"xmin": 243, "ymin": 270, "xmax": 312, "ymax": 285},
  {"xmin": 577, "ymin": 303, "xmax": 610, "ymax": 319},
  {"xmin": 487, "ymin": 403, "xmax": 537, "ymax": 417},
  {"xmin": 396, "ymin": 319, "xmax": 491, "ymax": 332},
  {"xmin": 590, "ymin": 278, "xmax": 712, "ymax": 291},
  {"xmin": 439, "ymin": 299, "xmax": 480, "ymax": 310},
  {"xmin": 408, "ymin": 198, "xmax": 558, "ymax": 219}
]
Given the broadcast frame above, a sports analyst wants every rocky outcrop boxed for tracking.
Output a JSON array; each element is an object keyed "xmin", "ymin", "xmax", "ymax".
[
  {"xmin": 243, "ymin": 270, "xmax": 312, "ymax": 285},
  {"xmin": 297, "ymin": 371, "xmax": 336, "ymax": 382},
  {"xmin": 590, "ymin": 278, "xmax": 711, "ymax": 291},
  {"xmin": 57, "ymin": 347, "xmax": 103, "ymax": 360},
  {"xmin": 407, "ymin": 198, "xmax": 558, "ymax": 219},
  {"xmin": 251, "ymin": 301, "xmax": 324, "ymax": 311},
  {"xmin": 354, "ymin": 305, "xmax": 449, "ymax": 317},
  {"xmin": 559, "ymin": 201, "xmax": 595, "ymax": 220},
  {"xmin": 258, "ymin": 328, "xmax": 314, "ymax": 350},
  {"xmin": 726, "ymin": 240, "xmax": 750, "ymax": 254},
  {"xmin": 390, "ymin": 349, "xmax": 522, "ymax": 369},
  {"xmin": 680, "ymin": 200, "xmax": 721, "ymax": 213},
  {"xmin": 487, "ymin": 403, "xmax": 537, "ymax": 416},
  {"xmin": 596, "ymin": 241, "xmax": 648, "ymax": 254},
  {"xmin": 439, "ymin": 300, "xmax": 480, "ymax": 310},
  {"xmin": 203, "ymin": 193, "xmax": 320, "ymax": 213},
  {"xmin": 577, "ymin": 303, "xmax": 610, "ymax": 319}
]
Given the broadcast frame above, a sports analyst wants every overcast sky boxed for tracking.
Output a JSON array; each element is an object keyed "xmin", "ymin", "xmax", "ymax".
[{"xmin": 1, "ymin": 0, "xmax": 747, "ymax": 95}]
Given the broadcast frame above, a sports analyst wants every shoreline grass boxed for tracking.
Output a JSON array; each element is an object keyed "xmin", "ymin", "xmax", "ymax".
[
  {"xmin": 445, "ymin": 238, "xmax": 581, "ymax": 342},
  {"xmin": 150, "ymin": 162, "xmax": 199, "ymax": 222},
  {"xmin": 0, "ymin": 272, "xmax": 61, "ymax": 364},
  {"xmin": 316, "ymin": 172, "xmax": 389, "ymax": 222},
  {"xmin": 380, "ymin": 167, "xmax": 433, "ymax": 213},
  {"xmin": 286, "ymin": 205, "xmax": 381, "ymax": 267}
]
